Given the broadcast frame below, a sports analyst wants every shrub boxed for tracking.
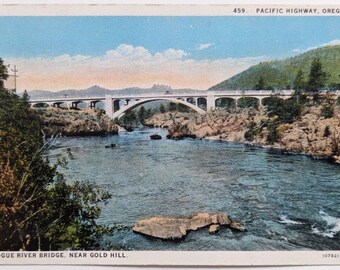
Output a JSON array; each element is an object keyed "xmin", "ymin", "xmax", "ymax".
[
  {"xmin": 244, "ymin": 121, "xmax": 258, "ymax": 141},
  {"xmin": 324, "ymin": 125, "xmax": 331, "ymax": 138},
  {"xmin": 320, "ymin": 105, "xmax": 333, "ymax": 119},
  {"xmin": 265, "ymin": 97, "xmax": 302, "ymax": 124},
  {"xmin": 238, "ymin": 97, "xmax": 259, "ymax": 109},
  {"xmin": 337, "ymin": 97, "xmax": 340, "ymax": 106},
  {"xmin": 266, "ymin": 120, "xmax": 281, "ymax": 145},
  {"xmin": 216, "ymin": 98, "xmax": 236, "ymax": 111}
]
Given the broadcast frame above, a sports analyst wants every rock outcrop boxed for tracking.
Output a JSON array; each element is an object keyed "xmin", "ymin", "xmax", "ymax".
[
  {"xmin": 37, "ymin": 107, "xmax": 119, "ymax": 137},
  {"xmin": 132, "ymin": 212, "xmax": 245, "ymax": 240},
  {"xmin": 144, "ymin": 105, "xmax": 340, "ymax": 163}
]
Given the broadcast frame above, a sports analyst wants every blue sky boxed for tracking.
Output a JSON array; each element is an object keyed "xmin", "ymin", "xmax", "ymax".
[
  {"xmin": 1, "ymin": 16, "xmax": 340, "ymax": 91},
  {"xmin": 2, "ymin": 16, "xmax": 340, "ymax": 59}
]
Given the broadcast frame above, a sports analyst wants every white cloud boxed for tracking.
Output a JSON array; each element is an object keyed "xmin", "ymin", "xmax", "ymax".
[
  {"xmin": 7, "ymin": 44, "xmax": 266, "ymax": 92},
  {"xmin": 162, "ymin": 48, "xmax": 188, "ymax": 60},
  {"xmin": 321, "ymin": 39, "xmax": 340, "ymax": 47},
  {"xmin": 291, "ymin": 39, "xmax": 340, "ymax": 54},
  {"xmin": 196, "ymin": 43, "xmax": 215, "ymax": 51}
]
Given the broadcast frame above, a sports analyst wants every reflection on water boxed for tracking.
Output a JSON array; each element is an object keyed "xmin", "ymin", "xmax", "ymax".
[{"xmin": 49, "ymin": 128, "xmax": 340, "ymax": 250}]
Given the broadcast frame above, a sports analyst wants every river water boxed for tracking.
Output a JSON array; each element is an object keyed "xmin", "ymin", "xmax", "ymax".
[{"xmin": 48, "ymin": 127, "xmax": 340, "ymax": 251}]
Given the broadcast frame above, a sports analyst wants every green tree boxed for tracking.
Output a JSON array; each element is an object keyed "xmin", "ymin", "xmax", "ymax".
[
  {"xmin": 307, "ymin": 58, "xmax": 328, "ymax": 93},
  {"xmin": 0, "ymin": 58, "xmax": 8, "ymax": 89},
  {"xmin": 138, "ymin": 106, "xmax": 146, "ymax": 124},
  {"xmin": 255, "ymin": 76, "xmax": 265, "ymax": 90},
  {"xmin": 293, "ymin": 69, "xmax": 305, "ymax": 93},
  {"xmin": 238, "ymin": 97, "xmax": 259, "ymax": 109},
  {"xmin": 168, "ymin": 102, "xmax": 178, "ymax": 111},
  {"xmin": 159, "ymin": 103, "xmax": 166, "ymax": 113},
  {"xmin": 22, "ymin": 90, "xmax": 30, "ymax": 102},
  {"xmin": 265, "ymin": 97, "xmax": 302, "ymax": 124},
  {"xmin": 145, "ymin": 108, "xmax": 152, "ymax": 119},
  {"xmin": 120, "ymin": 110, "xmax": 137, "ymax": 130},
  {"xmin": 216, "ymin": 98, "xmax": 236, "ymax": 111}
]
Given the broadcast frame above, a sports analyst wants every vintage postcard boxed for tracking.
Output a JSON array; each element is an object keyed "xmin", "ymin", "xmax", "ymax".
[{"xmin": 0, "ymin": 3, "xmax": 340, "ymax": 267}]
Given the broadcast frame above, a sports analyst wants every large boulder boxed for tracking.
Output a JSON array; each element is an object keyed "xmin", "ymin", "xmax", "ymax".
[{"xmin": 132, "ymin": 212, "xmax": 245, "ymax": 240}]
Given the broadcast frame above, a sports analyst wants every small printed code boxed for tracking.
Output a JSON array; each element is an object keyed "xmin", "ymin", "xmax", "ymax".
[{"xmin": 322, "ymin": 253, "xmax": 340, "ymax": 259}]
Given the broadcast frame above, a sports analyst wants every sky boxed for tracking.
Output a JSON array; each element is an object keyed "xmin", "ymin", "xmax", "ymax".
[{"xmin": 1, "ymin": 16, "xmax": 340, "ymax": 92}]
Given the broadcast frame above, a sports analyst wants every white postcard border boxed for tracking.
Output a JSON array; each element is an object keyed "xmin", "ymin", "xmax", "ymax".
[
  {"xmin": 1, "ymin": 3, "xmax": 340, "ymax": 268},
  {"xmin": 0, "ymin": 251, "xmax": 339, "ymax": 265}
]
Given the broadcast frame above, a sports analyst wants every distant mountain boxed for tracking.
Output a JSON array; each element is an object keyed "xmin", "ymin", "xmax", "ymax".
[
  {"xmin": 210, "ymin": 45, "xmax": 340, "ymax": 90},
  {"xmin": 28, "ymin": 85, "xmax": 205, "ymax": 99}
]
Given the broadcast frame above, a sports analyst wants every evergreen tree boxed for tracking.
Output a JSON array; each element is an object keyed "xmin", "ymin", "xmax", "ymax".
[
  {"xmin": 159, "ymin": 103, "xmax": 166, "ymax": 113},
  {"xmin": 22, "ymin": 90, "xmax": 30, "ymax": 102},
  {"xmin": 145, "ymin": 108, "xmax": 152, "ymax": 119},
  {"xmin": 138, "ymin": 106, "xmax": 146, "ymax": 125},
  {"xmin": 255, "ymin": 76, "xmax": 265, "ymax": 90},
  {"xmin": 121, "ymin": 110, "xmax": 137, "ymax": 129},
  {"xmin": 307, "ymin": 58, "xmax": 328, "ymax": 93},
  {"xmin": 293, "ymin": 69, "xmax": 305, "ymax": 93},
  {"xmin": 0, "ymin": 58, "xmax": 8, "ymax": 89}
]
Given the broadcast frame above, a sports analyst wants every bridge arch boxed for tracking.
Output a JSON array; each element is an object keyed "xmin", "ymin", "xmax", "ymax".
[
  {"xmin": 111, "ymin": 98, "xmax": 205, "ymax": 119},
  {"xmin": 215, "ymin": 97, "xmax": 236, "ymax": 110},
  {"xmin": 262, "ymin": 96, "xmax": 284, "ymax": 107},
  {"xmin": 70, "ymin": 100, "xmax": 88, "ymax": 109},
  {"xmin": 32, "ymin": 102, "xmax": 50, "ymax": 108},
  {"xmin": 88, "ymin": 100, "xmax": 103, "ymax": 109},
  {"xmin": 197, "ymin": 97, "xmax": 207, "ymax": 109},
  {"xmin": 237, "ymin": 97, "xmax": 260, "ymax": 109}
]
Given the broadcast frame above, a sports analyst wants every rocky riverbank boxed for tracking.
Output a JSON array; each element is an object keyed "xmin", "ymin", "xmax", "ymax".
[
  {"xmin": 144, "ymin": 105, "xmax": 340, "ymax": 163},
  {"xmin": 37, "ymin": 107, "xmax": 119, "ymax": 137}
]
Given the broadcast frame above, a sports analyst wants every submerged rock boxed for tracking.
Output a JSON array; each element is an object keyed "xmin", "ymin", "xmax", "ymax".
[
  {"xmin": 105, "ymin": 143, "xmax": 116, "ymax": 148},
  {"xmin": 150, "ymin": 134, "xmax": 162, "ymax": 140},
  {"xmin": 132, "ymin": 212, "xmax": 245, "ymax": 240}
]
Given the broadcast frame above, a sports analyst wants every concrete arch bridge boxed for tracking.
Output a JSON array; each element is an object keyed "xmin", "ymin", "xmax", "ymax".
[{"xmin": 30, "ymin": 90, "xmax": 298, "ymax": 119}]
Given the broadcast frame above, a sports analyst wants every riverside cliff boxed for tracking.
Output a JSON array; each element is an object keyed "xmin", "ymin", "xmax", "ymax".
[
  {"xmin": 37, "ymin": 107, "xmax": 119, "ymax": 137},
  {"xmin": 144, "ymin": 101, "xmax": 340, "ymax": 163}
]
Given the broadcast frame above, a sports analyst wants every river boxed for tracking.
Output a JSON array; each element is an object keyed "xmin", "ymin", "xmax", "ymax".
[{"xmin": 48, "ymin": 127, "xmax": 340, "ymax": 251}]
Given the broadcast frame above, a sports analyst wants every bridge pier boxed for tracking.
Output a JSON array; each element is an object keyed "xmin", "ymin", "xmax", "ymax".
[
  {"xmin": 105, "ymin": 96, "xmax": 114, "ymax": 117},
  {"xmin": 207, "ymin": 93, "xmax": 215, "ymax": 111},
  {"xmin": 89, "ymin": 101, "xmax": 97, "ymax": 109}
]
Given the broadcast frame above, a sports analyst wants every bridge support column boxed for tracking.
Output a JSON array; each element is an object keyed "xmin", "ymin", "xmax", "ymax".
[
  {"xmin": 258, "ymin": 97, "xmax": 265, "ymax": 110},
  {"xmin": 89, "ymin": 101, "xmax": 95, "ymax": 109},
  {"xmin": 71, "ymin": 102, "xmax": 78, "ymax": 109},
  {"xmin": 105, "ymin": 95, "xmax": 113, "ymax": 118},
  {"xmin": 235, "ymin": 98, "xmax": 241, "ymax": 108},
  {"xmin": 207, "ymin": 92, "xmax": 215, "ymax": 111}
]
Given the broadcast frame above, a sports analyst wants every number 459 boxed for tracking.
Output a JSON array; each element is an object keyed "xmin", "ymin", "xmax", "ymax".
[{"xmin": 233, "ymin": 8, "xmax": 246, "ymax": 13}]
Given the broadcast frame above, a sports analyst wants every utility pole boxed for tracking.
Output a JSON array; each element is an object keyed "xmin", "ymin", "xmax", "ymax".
[{"xmin": 9, "ymin": 65, "xmax": 18, "ymax": 93}]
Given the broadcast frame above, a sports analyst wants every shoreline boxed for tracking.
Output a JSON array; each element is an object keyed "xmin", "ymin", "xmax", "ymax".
[
  {"xmin": 144, "ymin": 108, "xmax": 340, "ymax": 165},
  {"xmin": 198, "ymin": 134, "xmax": 339, "ymax": 164}
]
